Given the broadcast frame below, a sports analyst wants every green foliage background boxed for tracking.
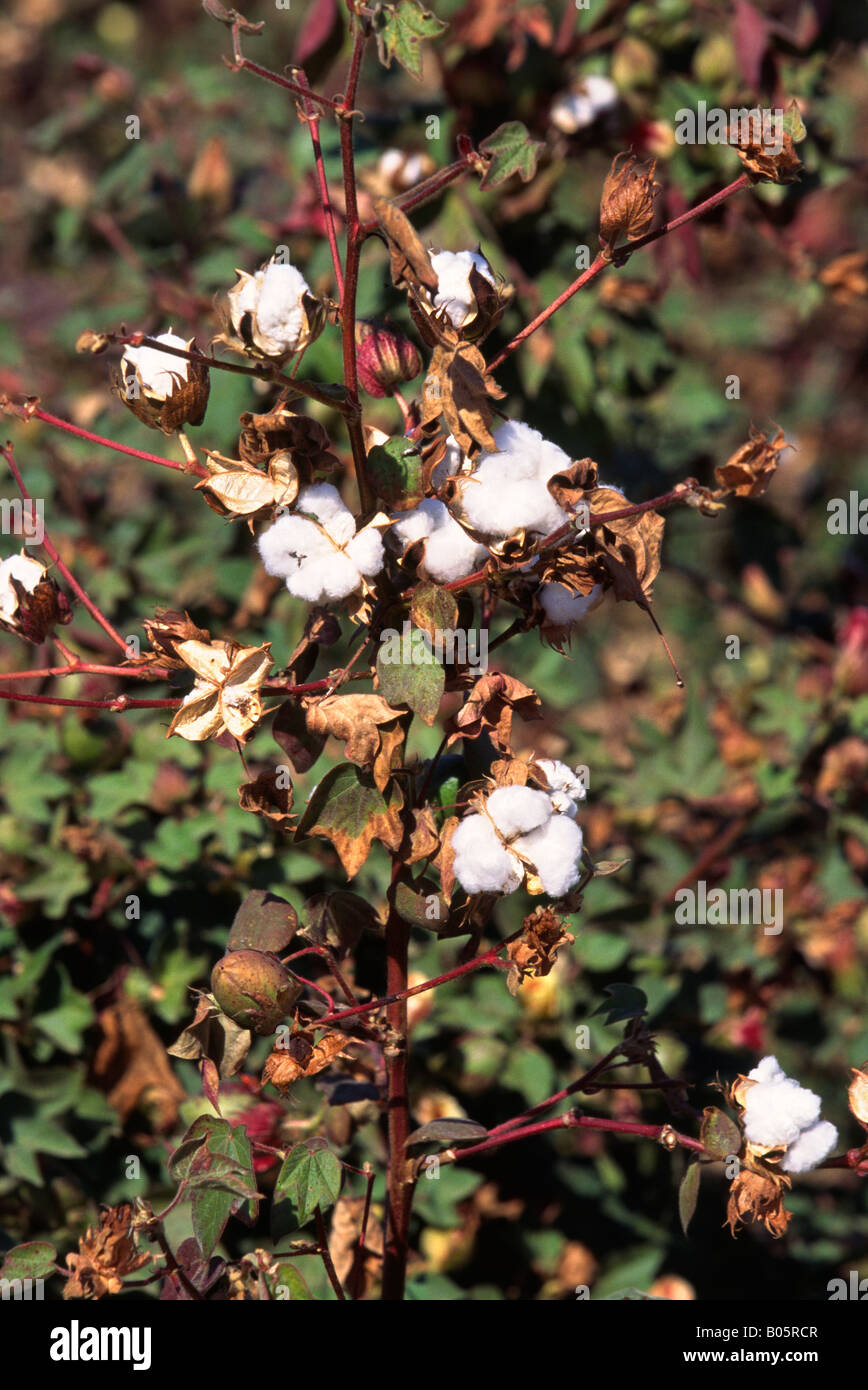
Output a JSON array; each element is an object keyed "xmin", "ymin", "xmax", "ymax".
[{"xmin": 0, "ymin": 0, "xmax": 866, "ymax": 1300}]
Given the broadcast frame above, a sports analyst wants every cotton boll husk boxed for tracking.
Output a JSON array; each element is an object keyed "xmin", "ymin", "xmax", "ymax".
[
  {"xmin": 515, "ymin": 815, "xmax": 584, "ymax": 898},
  {"xmin": 452, "ymin": 814, "xmax": 523, "ymax": 894},
  {"xmin": 123, "ymin": 332, "xmax": 190, "ymax": 396},
  {"xmin": 486, "ymin": 786, "xmax": 554, "ymax": 838},
  {"xmin": 287, "ymin": 551, "xmax": 361, "ymax": 603},
  {"xmin": 781, "ymin": 1120, "xmax": 838, "ymax": 1173},
  {"xmin": 431, "ymin": 434, "xmax": 466, "ymax": 488},
  {"xmin": 540, "ymin": 583, "xmax": 603, "ymax": 625},
  {"xmin": 345, "ymin": 527, "xmax": 385, "ymax": 577}
]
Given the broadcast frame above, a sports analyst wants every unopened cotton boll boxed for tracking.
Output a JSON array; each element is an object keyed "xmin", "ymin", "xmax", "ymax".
[
  {"xmin": 257, "ymin": 483, "xmax": 384, "ymax": 603},
  {"xmin": 514, "ymin": 815, "xmax": 583, "ymax": 897},
  {"xmin": 540, "ymin": 583, "xmax": 603, "ymax": 626},
  {"xmin": 450, "ymin": 814, "xmax": 523, "ymax": 895},
  {"xmin": 430, "ymin": 249, "xmax": 496, "ymax": 329},
  {"xmin": 781, "ymin": 1120, "xmax": 838, "ymax": 1173}
]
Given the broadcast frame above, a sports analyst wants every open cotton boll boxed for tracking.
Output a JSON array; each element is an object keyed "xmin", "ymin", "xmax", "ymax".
[
  {"xmin": 451, "ymin": 814, "xmax": 523, "ymax": 895},
  {"xmin": 239, "ymin": 262, "xmax": 311, "ymax": 356},
  {"xmin": 430, "ymin": 250, "xmax": 496, "ymax": 329},
  {"xmin": 491, "ymin": 420, "xmax": 573, "ymax": 484},
  {"xmin": 743, "ymin": 1076, "xmax": 822, "ymax": 1148},
  {"xmin": 0, "ymin": 553, "xmax": 46, "ymax": 621},
  {"xmin": 515, "ymin": 814, "xmax": 584, "ymax": 898},
  {"xmin": 748, "ymin": 1056, "xmax": 787, "ymax": 1086},
  {"xmin": 257, "ymin": 483, "xmax": 384, "ymax": 603},
  {"xmin": 486, "ymin": 786, "xmax": 554, "ymax": 838},
  {"xmin": 431, "ymin": 434, "xmax": 467, "ymax": 489},
  {"xmin": 345, "ymin": 526, "xmax": 386, "ymax": 577},
  {"xmin": 535, "ymin": 759, "xmax": 587, "ymax": 811},
  {"xmin": 391, "ymin": 499, "xmax": 485, "ymax": 584},
  {"xmin": 540, "ymin": 583, "xmax": 603, "ymax": 626},
  {"xmin": 459, "ymin": 421, "xmax": 572, "ymax": 539},
  {"xmin": 550, "ymin": 75, "xmax": 618, "ymax": 134},
  {"xmin": 122, "ymin": 332, "xmax": 189, "ymax": 397},
  {"xmin": 781, "ymin": 1120, "xmax": 838, "ymax": 1173}
]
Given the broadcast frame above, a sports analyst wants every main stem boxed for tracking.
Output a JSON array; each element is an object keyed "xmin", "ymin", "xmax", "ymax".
[
  {"xmin": 338, "ymin": 26, "xmax": 374, "ymax": 515},
  {"xmin": 382, "ymin": 893, "xmax": 411, "ymax": 1300}
]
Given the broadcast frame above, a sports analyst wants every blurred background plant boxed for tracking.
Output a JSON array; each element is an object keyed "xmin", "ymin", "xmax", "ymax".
[{"xmin": 0, "ymin": 0, "xmax": 866, "ymax": 1300}]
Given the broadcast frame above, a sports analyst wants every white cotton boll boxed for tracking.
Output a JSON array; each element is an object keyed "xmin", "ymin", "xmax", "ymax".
[
  {"xmin": 493, "ymin": 420, "xmax": 573, "ymax": 485},
  {"xmin": 452, "ymin": 814, "xmax": 523, "ymax": 895},
  {"xmin": 748, "ymin": 1055, "xmax": 787, "ymax": 1085},
  {"xmin": 123, "ymin": 332, "xmax": 190, "ymax": 396},
  {"xmin": 250, "ymin": 262, "xmax": 310, "ymax": 355},
  {"xmin": 378, "ymin": 149, "xmax": 405, "ymax": 179},
  {"xmin": 515, "ymin": 815, "xmax": 584, "ymax": 898},
  {"xmin": 743, "ymin": 1077, "xmax": 822, "ymax": 1148},
  {"xmin": 536, "ymin": 759, "xmax": 587, "ymax": 808},
  {"xmin": 781, "ymin": 1120, "xmax": 838, "ymax": 1174},
  {"xmin": 287, "ymin": 551, "xmax": 360, "ymax": 603},
  {"xmin": 345, "ymin": 526, "xmax": 385, "ymax": 578},
  {"xmin": 540, "ymin": 583, "xmax": 602, "ymax": 625},
  {"xmin": 421, "ymin": 519, "xmax": 486, "ymax": 584},
  {"xmin": 258, "ymin": 514, "xmax": 323, "ymax": 578},
  {"xmin": 403, "ymin": 154, "xmax": 426, "ymax": 184},
  {"xmin": 296, "ymin": 483, "xmax": 351, "ymax": 529},
  {"xmin": 392, "ymin": 498, "xmax": 442, "ymax": 546},
  {"xmin": 550, "ymin": 76, "xmax": 618, "ymax": 134},
  {"xmin": 461, "ymin": 472, "xmax": 565, "ymax": 539},
  {"xmin": 0, "ymin": 553, "xmax": 46, "ymax": 620},
  {"xmin": 430, "ymin": 250, "xmax": 496, "ymax": 329},
  {"xmin": 487, "ymin": 786, "xmax": 553, "ymax": 838}
]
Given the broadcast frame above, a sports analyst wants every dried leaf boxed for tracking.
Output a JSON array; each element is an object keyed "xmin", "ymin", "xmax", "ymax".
[
  {"xmin": 93, "ymin": 998, "xmax": 185, "ymax": 1130},
  {"xmin": 262, "ymin": 1028, "xmax": 352, "ymax": 1092},
  {"xmin": 420, "ymin": 342, "xmax": 506, "ymax": 454},
  {"xmin": 714, "ymin": 425, "xmax": 788, "ymax": 498},
  {"xmin": 446, "ymin": 670, "xmax": 541, "ymax": 754},
  {"xmin": 372, "ymin": 195, "xmax": 438, "ymax": 292},
  {"xmin": 599, "ymin": 152, "xmax": 660, "ymax": 251},
  {"xmin": 295, "ymin": 762, "xmax": 405, "ymax": 877},
  {"xmin": 305, "ymin": 693, "xmax": 407, "ymax": 792}
]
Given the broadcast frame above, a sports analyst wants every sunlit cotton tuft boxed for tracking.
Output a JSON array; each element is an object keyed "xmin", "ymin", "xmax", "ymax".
[{"xmin": 257, "ymin": 483, "xmax": 384, "ymax": 603}]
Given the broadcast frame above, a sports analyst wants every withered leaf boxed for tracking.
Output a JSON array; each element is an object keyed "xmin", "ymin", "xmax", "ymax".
[
  {"xmin": 305, "ymin": 693, "xmax": 407, "ymax": 793},
  {"xmin": 295, "ymin": 762, "xmax": 405, "ymax": 877},
  {"xmin": 446, "ymin": 670, "xmax": 542, "ymax": 754},
  {"xmin": 420, "ymin": 342, "xmax": 506, "ymax": 454},
  {"xmin": 714, "ymin": 425, "xmax": 788, "ymax": 498},
  {"xmin": 168, "ymin": 994, "xmax": 253, "ymax": 1079},
  {"xmin": 238, "ymin": 769, "xmax": 295, "ymax": 830},
  {"xmin": 262, "ymin": 1027, "xmax": 352, "ymax": 1092},
  {"xmin": 599, "ymin": 152, "xmax": 660, "ymax": 251},
  {"xmin": 93, "ymin": 997, "xmax": 185, "ymax": 1130},
  {"xmin": 372, "ymin": 195, "xmax": 438, "ymax": 292}
]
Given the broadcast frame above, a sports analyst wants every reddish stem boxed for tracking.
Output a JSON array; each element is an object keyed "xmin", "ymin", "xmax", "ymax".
[
  {"xmin": 2, "ymin": 443, "xmax": 129, "ymax": 651},
  {"xmin": 441, "ymin": 1114, "xmax": 707, "ymax": 1166},
  {"xmin": 488, "ymin": 174, "xmax": 750, "ymax": 370},
  {"xmin": 297, "ymin": 76, "xmax": 345, "ymax": 300},
  {"xmin": 381, "ymin": 890, "xmax": 411, "ymax": 1301},
  {"xmin": 10, "ymin": 405, "xmax": 197, "ymax": 475}
]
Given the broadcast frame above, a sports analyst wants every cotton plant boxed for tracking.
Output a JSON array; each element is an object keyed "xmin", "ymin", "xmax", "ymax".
[{"xmin": 0, "ymin": 0, "xmax": 835, "ymax": 1306}]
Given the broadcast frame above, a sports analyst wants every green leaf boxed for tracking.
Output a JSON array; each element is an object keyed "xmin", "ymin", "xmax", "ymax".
[
  {"xmin": 295, "ymin": 762, "xmax": 404, "ymax": 877},
  {"xmin": 700, "ymin": 1106, "xmax": 742, "ymax": 1161},
  {"xmin": 10, "ymin": 1115, "xmax": 87, "ymax": 1160},
  {"xmin": 410, "ymin": 581, "xmax": 459, "ymax": 640},
  {"xmin": 168, "ymin": 1115, "xmax": 233, "ymax": 1180},
  {"xmin": 478, "ymin": 122, "xmax": 543, "ymax": 189},
  {"xmin": 405, "ymin": 1118, "xmax": 487, "ymax": 1150},
  {"xmin": 0, "ymin": 1241, "xmax": 57, "ymax": 1282},
  {"xmin": 227, "ymin": 890, "xmax": 299, "ymax": 953},
  {"xmin": 376, "ymin": 632, "xmax": 445, "ymax": 725},
  {"xmin": 679, "ymin": 1161, "xmax": 701, "ymax": 1235},
  {"xmin": 592, "ymin": 984, "xmax": 648, "ymax": 1025},
  {"xmin": 374, "ymin": 0, "xmax": 447, "ymax": 80},
  {"xmin": 272, "ymin": 1140, "xmax": 342, "ymax": 1236}
]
